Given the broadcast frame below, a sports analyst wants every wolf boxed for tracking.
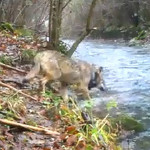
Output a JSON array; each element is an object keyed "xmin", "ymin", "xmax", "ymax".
[{"xmin": 23, "ymin": 50, "xmax": 105, "ymax": 100}]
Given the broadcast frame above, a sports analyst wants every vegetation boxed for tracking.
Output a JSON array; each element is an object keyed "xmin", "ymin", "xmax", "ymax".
[
  {"xmin": 0, "ymin": 30, "xmax": 125, "ymax": 149},
  {"xmin": 55, "ymin": 40, "xmax": 70, "ymax": 55},
  {"xmin": 0, "ymin": 22, "xmax": 14, "ymax": 33},
  {"xmin": 0, "ymin": 94, "xmax": 26, "ymax": 119},
  {"xmin": 20, "ymin": 49, "xmax": 37, "ymax": 64},
  {"xmin": 0, "ymin": 55, "xmax": 13, "ymax": 65},
  {"xmin": 15, "ymin": 28, "xmax": 34, "ymax": 37},
  {"xmin": 111, "ymin": 115, "xmax": 144, "ymax": 133},
  {"xmin": 1, "ymin": 0, "xmax": 150, "ymax": 53},
  {"xmin": 0, "ymin": 0, "xmax": 148, "ymax": 149}
]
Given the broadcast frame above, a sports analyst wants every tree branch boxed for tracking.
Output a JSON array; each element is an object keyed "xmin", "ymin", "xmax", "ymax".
[
  {"xmin": 67, "ymin": 0, "xmax": 98, "ymax": 57},
  {"xmin": 0, "ymin": 118, "xmax": 60, "ymax": 136},
  {"xmin": 0, "ymin": 62, "xmax": 26, "ymax": 74},
  {"xmin": 67, "ymin": 30, "xmax": 91, "ymax": 57},
  {"xmin": 62, "ymin": 0, "xmax": 72, "ymax": 11},
  {"xmin": 86, "ymin": 0, "xmax": 98, "ymax": 30},
  {"xmin": 0, "ymin": 81, "xmax": 37, "ymax": 101},
  {"xmin": 13, "ymin": 5, "xmax": 27, "ymax": 24},
  {"xmin": 1, "ymin": 78, "xmax": 24, "ymax": 86}
]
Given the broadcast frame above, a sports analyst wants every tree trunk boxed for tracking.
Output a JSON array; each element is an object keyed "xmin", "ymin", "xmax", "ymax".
[
  {"xmin": 48, "ymin": 0, "xmax": 63, "ymax": 49},
  {"xmin": 49, "ymin": 0, "xmax": 53, "ymax": 38},
  {"xmin": 0, "ymin": 0, "xmax": 5, "ymax": 22},
  {"xmin": 67, "ymin": 0, "xmax": 98, "ymax": 57},
  {"xmin": 48, "ymin": 0, "xmax": 53, "ymax": 48},
  {"xmin": 51, "ymin": 0, "xmax": 57, "ymax": 48},
  {"xmin": 57, "ymin": 0, "xmax": 63, "ymax": 42},
  {"xmin": 67, "ymin": 30, "xmax": 91, "ymax": 57}
]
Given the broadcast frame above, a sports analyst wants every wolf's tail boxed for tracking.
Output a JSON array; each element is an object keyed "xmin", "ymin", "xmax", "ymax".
[{"xmin": 23, "ymin": 58, "xmax": 41, "ymax": 82}]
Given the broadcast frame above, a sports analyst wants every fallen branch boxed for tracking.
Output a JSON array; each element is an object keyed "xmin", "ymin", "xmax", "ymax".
[
  {"xmin": 1, "ymin": 78, "xmax": 24, "ymax": 86},
  {"xmin": 0, "ymin": 81, "xmax": 37, "ymax": 101},
  {"xmin": 0, "ymin": 118, "xmax": 60, "ymax": 136},
  {"xmin": 0, "ymin": 62, "xmax": 26, "ymax": 74}
]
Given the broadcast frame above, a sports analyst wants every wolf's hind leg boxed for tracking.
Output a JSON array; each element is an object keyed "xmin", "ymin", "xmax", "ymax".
[{"xmin": 40, "ymin": 76, "xmax": 51, "ymax": 93}]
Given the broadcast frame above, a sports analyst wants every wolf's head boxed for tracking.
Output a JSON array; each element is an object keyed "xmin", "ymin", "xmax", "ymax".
[{"xmin": 88, "ymin": 66, "xmax": 106, "ymax": 91}]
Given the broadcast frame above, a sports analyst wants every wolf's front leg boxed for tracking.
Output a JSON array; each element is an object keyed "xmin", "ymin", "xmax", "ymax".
[
  {"xmin": 59, "ymin": 82, "xmax": 68, "ymax": 101},
  {"xmin": 40, "ymin": 76, "xmax": 50, "ymax": 93},
  {"xmin": 82, "ymin": 88, "xmax": 91, "ymax": 100},
  {"xmin": 78, "ymin": 82, "xmax": 91, "ymax": 100}
]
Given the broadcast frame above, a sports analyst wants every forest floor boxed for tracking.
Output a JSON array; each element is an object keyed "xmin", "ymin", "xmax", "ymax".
[
  {"xmin": 0, "ymin": 31, "xmax": 144, "ymax": 150},
  {"xmin": 0, "ymin": 31, "xmax": 62, "ymax": 150},
  {"xmin": 0, "ymin": 31, "xmax": 122, "ymax": 150}
]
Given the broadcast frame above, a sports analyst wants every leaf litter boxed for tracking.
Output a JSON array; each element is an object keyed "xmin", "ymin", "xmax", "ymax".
[{"xmin": 0, "ymin": 31, "xmax": 124, "ymax": 150}]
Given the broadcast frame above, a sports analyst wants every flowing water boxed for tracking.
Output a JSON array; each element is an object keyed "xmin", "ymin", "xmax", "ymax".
[{"xmin": 65, "ymin": 40, "xmax": 150, "ymax": 150}]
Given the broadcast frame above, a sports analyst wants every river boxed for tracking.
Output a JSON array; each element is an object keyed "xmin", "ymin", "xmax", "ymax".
[{"xmin": 65, "ymin": 40, "xmax": 150, "ymax": 150}]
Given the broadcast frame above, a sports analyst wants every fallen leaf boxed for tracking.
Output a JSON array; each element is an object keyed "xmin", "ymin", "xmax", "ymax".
[
  {"xmin": 76, "ymin": 141, "xmax": 86, "ymax": 150},
  {"xmin": 42, "ymin": 148, "xmax": 51, "ymax": 150},
  {"xmin": 60, "ymin": 133, "xmax": 67, "ymax": 141},
  {"xmin": 66, "ymin": 135, "xmax": 77, "ymax": 146},
  {"xmin": 65, "ymin": 126, "xmax": 76, "ymax": 134},
  {"xmin": 53, "ymin": 141, "xmax": 60, "ymax": 149},
  {"xmin": 0, "ymin": 44, "xmax": 6, "ymax": 51}
]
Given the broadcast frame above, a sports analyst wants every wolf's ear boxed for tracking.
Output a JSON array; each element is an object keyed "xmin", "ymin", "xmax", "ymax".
[{"xmin": 99, "ymin": 66, "xmax": 103, "ymax": 72}]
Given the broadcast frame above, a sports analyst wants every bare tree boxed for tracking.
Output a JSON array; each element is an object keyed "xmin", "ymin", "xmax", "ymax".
[
  {"xmin": 67, "ymin": 0, "xmax": 98, "ymax": 57},
  {"xmin": 0, "ymin": 0, "xmax": 49, "ymax": 31},
  {"xmin": 48, "ymin": 0, "xmax": 72, "ymax": 49},
  {"xmin": 47, "ymin": 0, "xmax": 98, "ymax": 56}
]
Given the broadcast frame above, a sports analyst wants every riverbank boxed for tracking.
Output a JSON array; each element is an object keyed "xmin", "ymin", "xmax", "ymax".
[
  {"xmin": 0, "ymin": 29, "xmax": 147, "ymax": 149},
  {"xmin": 86, "ymin": 26, "xmax": 150, "ymax": 49},
  {"xmin": 0, "ymin": 31, "xmax": 132, "ymax": 150},
  {"xmin": 73, "ymin": 40, "xmax": 150, "ymax": 150}
]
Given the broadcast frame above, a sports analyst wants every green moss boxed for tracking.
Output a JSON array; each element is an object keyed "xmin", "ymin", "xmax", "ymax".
[
  {"xmin": 111, "ymin": 115, "xmax": 144, "ymax": 132},
  {"xmin": 57, "ymin": 40, "xmax": 69, "ymax": 55},
  {"xmin": 90, "ymin": 25, "xmax": 143, "ymax": 39},
  {"xmin": 20, "ymin": 49, "xmax": 37, "ymax": 64},
  {"xmin": 135, "ymin": 30, "xmax": 146, "ymax": 40},
  {"xmin": 0, "ymin": 55, "xmax": 13, "ymax": 65},
  {"xmin": 0, "ymin": 22, "xmax": 14, "ymax": 33},
  {"xmin": 26, "ymin": 119, "xmax": 37, "ymax": 126},
  {"xmin": 0, "ymin": 67, "xmax": 4, "ymax": 75},
  {"xmin": 15, "ymin": 28, "xmax": 34, "ymax": 37}
]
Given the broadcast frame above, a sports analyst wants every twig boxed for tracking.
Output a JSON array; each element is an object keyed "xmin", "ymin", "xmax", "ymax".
[
  {"xmin": 62, "ymin": 0, "xmax": 72, "ymax": 11},
  {"xmin": 0, "ymin": 118, "xmax": 60, "ymax": 136},
  {"xmin": 1, "ymin": 78, "xmax": 24, "ymax": 86},
  {"xmin": 0, "ymin": 62, "xmax": 26, "ymax": 74},
  {"xmin": 99, "ymin": 114, "xmax": 109, "ymax": 130},
  {"xmin": 13, "ymin": 5, "xmax": 27, "ymax": 24},
  {"xmin": 0, "ymin": 81, "xmax": 37, "ymax": 101}
]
